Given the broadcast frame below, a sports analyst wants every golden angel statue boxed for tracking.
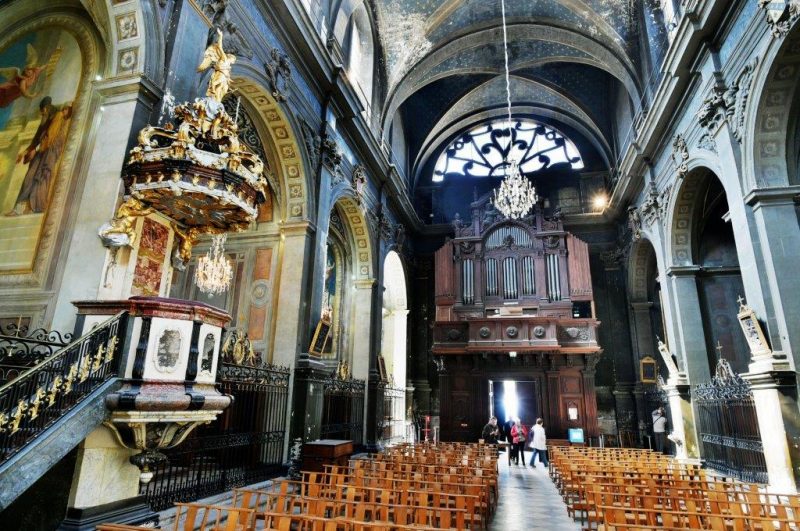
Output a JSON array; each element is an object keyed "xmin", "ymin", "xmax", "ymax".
[
  {"xmin": 197, "ymin": 29, "xmax": 236, "ymax": 102},
  {"xmin": 98, "ymin": 197, "xmax": 153, "ymax": 247}
]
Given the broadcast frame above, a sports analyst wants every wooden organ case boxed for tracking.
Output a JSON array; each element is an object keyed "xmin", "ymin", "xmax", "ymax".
[{"xmin": 433, "ymin": 197, "xmax": 601, "ymax": 442}]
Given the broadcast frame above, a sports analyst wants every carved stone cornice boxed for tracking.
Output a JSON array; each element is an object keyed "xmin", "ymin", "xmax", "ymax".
[{"xmin": 759, "ymin": 0, "xmax": 800, "ymax": 38}]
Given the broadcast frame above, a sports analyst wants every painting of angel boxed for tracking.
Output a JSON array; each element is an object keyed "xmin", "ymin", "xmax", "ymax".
[
  {"xmin": 0, "ymin": 44, "xmax": 47, "ymax": 108},
  {"xmin": 0, "ymin": 29, "xmax": 81, "ymax": 272}
]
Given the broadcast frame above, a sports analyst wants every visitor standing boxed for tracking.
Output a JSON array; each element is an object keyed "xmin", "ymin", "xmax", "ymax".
[
  {"xmin": 531, "ymin": 418, "xmax": 548, "ymax": 467},
  {"xmin": 481, "ymin": 415, "xmax": 499, "ymax": 444},
  {"xmin": 510, "ymin": 418, "xmax": 528, "ymax": 466},
  {"xmin": 652, "ymin": 407, "xmax": 668, "ymax": 454}
]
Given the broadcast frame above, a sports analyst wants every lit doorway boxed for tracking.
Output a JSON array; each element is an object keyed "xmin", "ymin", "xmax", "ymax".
[{"xmin": 489, "ymin": 380, "xmax": 538, "ymax": 437}]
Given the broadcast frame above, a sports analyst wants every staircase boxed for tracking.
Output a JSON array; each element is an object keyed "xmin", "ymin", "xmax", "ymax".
[{"xmin": 0, "ymin": 312, "xmax": 129, "ymax": 510}]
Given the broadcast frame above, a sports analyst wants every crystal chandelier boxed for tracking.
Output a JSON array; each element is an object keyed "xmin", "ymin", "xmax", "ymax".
[
  {"xmin": 491, "ymin": 0, "xmax": 538, "ymax": 220},
  {"xmin": 194, "ymin": 234, "xmax": 233, "ymax": 294}
]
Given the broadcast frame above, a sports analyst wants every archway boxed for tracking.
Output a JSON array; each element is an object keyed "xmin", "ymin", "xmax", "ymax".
[
  {"xmin": 669, "ymin": 168, "xmax": 749, "ymax": 376},
  {"xmin": 380, "ymin": 250, "xmax": 408, "ymax": 443}
]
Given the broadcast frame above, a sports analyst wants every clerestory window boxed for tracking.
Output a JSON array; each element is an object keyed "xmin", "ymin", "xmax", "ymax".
[{"xmin": 433, "ymin": 119, "xmax": 583, "ymax": 182}]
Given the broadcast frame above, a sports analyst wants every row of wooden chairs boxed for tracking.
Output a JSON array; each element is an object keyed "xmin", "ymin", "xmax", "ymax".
[
  {"xmin": 547, "ymin": 446, "xmax": 800, "ymax": 531},
  {"xmin": 97, "ymin": 442, "xmax": 497, "ymax": 530}
]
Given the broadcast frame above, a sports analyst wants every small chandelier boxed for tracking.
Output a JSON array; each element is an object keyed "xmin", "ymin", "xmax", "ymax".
[
  {"xmin": 493, "ymin": 160, "xmax": 537, "ymax": 219},
  {"xmin": 491, "ymin": 0, "xmax": 538, "ymax": 220},
  {"xmin": 194, "ymin": 234, "xmax": 233, "ymax": 294}
]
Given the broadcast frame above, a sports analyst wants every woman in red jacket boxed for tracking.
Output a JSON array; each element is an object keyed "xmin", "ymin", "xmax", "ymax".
[{"xmin": 510, "ymin": 418, "xmax": 528, "ymax": 466}]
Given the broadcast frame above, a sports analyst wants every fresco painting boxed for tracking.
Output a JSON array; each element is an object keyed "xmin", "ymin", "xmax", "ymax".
[{"xmin": 0, "ymin": 29, "xmax": 82, "ymax": 272}]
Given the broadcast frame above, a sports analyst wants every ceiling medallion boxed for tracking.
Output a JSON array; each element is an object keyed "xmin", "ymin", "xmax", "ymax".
[
  {"xmin": 195, "ymin": 234, "xmax": 233, "ymax": 294},
  {"xmin": 490, "ymin": 0, "xmax": 538, "ymax": 220}
]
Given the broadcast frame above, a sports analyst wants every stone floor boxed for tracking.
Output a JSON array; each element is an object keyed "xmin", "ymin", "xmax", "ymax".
[{"xmin": 490, "ymin": 453, "xmax": 581, "ymax": 531}]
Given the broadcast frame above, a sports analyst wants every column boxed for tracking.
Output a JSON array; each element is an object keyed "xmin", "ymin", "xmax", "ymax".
[
  {"xmin": 662, "ymin": 376, "xmax": 697, "ymax": 460},
  {"xmin": 743, "ymin": 372, "xmax": 799, "ymax": 491},
  {"xmin": 351, "ymin": 279, "xmax": 375, "ymax": 380},
  {"xmin": 51, "ymin": 80, "xmax": 159, "ymax": 331},
  {"xmin": 272, "ymin": 221, "xmax": 313, "ymax": 367},
  {"xmin": 746, "ymin": 189, "xmax": 800, "ymax": 374},
  {"xmin": 665, "ymin": 266, "xmax": 711, "ymax": 382}
]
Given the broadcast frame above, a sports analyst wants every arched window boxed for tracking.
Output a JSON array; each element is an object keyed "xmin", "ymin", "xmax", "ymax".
[
  {"xmin": 347, "ymin": 5, "xmax": 374, "ymax": 112},
  {"xmin": 433, "ymin": 119, "xmax": 583, "ymax": 182}
]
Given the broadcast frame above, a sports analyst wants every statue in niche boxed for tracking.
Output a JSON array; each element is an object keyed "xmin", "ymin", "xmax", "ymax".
[{"xmin": 197, "ymin": 29, "xmax": 235, "ymax": 103}]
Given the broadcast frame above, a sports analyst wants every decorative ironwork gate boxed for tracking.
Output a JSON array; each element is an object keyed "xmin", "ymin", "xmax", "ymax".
[
  {"xmin": 376, "ymin": 383, "xmax": 406, "ymax": 445},
  {"xmin": 320, "ymin": 376, "xmax": 364, "ymax": 445},
  {"xmin": 693, "ymin": 359, "xmax": 767, "ymax": 484},
  {"xmin": 142, "ymin": 358, "xmax": 291, "ymax": 511}
]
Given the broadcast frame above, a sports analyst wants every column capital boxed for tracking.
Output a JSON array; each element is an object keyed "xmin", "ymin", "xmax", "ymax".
[
  {"xmin": 744, "ymin": 186, "xmax": 800, "ymax": 209},
  {"xmin": 630, "ymin": 301, "xmax": 654, "ymax": 310},
  {"xmin": 279, "ymin": 220, "xmax": 315, "ymax": 237},
  {"xmin": 354, "ymin": 278, "xmax": 377, "ymax": 290}
]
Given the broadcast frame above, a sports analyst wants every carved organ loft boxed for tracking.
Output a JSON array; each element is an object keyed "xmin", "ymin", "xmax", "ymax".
[{"xmin": 433, "ymin": 195, "xmax": 600, "ymax": 442}]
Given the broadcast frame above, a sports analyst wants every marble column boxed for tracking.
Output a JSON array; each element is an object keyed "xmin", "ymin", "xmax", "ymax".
[
  {"xmin": 351, "ymin": 279, "xmax": 375, "ymax": 380},
  {"xmin": 665, "ymin": 266, "xmax": 711, "ymax": 383},
  {"xmin": 663, "ymin": 375, "xmax": 697, "ymax": 460},
  {"xmin": 745, "ymin": 188, "xmax": 800, "ymax": 377},
  {"xmin": 743, "ymin": 371, "xmax": 799, "ymax": 492},
  {"xmin": 272, "ymin": 221, "xmax": 313, "ymax": 368}
]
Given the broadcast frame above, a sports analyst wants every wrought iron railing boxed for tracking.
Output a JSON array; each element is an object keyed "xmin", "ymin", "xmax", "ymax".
[
  {"xmin": 693, "ymin": 359, "xmax": 768, "ymax": 484},
  {"xmin": 141, "ymin": 360, "xmax": 290, "ymax": 511},
  {"xmin": 0, "ymin": 320, "xmax": 73, "ymax": 383},
  {"xmin": 0, "ymin": 312, "xmax": 127, "ymax": 465},
  {"xmin": 321, "ymin": 376, "xmax": 365, "ymax": 445},
  {"xmin": 376, "ymin": 383, "xmax": 406, "ymax": 446}
]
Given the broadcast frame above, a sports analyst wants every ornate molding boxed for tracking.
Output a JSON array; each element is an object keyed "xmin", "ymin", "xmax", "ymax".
[
  {"xmin": 321, "ymin": 135, "xmax": 343, "ymax": 175},
  {"xmin": 759, "ymin": 0, "xmax": 800, "ymax": 38},
  {"xmin": 723, "ymin": 58, "xmax": 759, "ymax": 143},
  {"xmin": 299, "ymin": 118, "xmax": 321, "ymax": 169},
  {"xmin": 671, "ymin": 134, "xmax": 689, "ymax": 179},
  {"xmin": 696, "ymin": 86, "xmax": 727, "ymax": 130},
  {"xmin": 352, "ymin": 164, "xmax": 367, "ymax": 205},
  {"xmin": 640, "ymin": 181, "xmax": 660, "ymax": 226},
  {"xmin": 697, "ymin": 132, "xmax": 718, "ymax": 153},
  {"xmin": 264, "ymin": 48, "xmax": 291, "ymax": 102},
  {"xmin": 627, "ymin": 206, "xmax": 642, "ymax": 241}
]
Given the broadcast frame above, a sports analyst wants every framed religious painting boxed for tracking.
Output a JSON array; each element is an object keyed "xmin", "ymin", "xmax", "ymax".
[
  {"xmin": 309, "ymin": 318, "xmax": 331, "ymax": 357},
  {"xmin": 640, "ymin": 356, "xmax": 657, "ymax": 383},
  {"xmin": 0, "ymin": 27, "xmax": 83, "ymax": 273}
]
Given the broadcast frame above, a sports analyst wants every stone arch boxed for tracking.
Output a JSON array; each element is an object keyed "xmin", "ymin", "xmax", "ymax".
[
  {"xmin": 746, "ymin": 24, "xmax": 800, "ymax": 189},
  {"xmin": 628, "ymin": 238, "xmax": 659, "ymax": 303},
  {"xmin": 230, "ymin": 75, "xmax": 311, "ymax": 221},
  {"xmin": 330, "ymin": 194, "xmax": 374, "ymax": 279},
  {"xmin": 381, "ymin": 23, "xmax": 641, "ymax": 135},
  {"xmin": 667, "ymin": 158, "xmax": 726, "ymax": 267},
  {"xmin": 382, "ymin": 250, "xmax": 408, "ymax": 385}
]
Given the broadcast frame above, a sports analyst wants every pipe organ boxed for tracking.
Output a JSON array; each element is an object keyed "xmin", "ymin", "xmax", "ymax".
[{"xmin": 433, "ymin": 196, "xmax": 601, "ymax": 442}]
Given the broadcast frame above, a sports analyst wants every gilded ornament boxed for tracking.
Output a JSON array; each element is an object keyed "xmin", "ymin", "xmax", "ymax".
[
  {"xmin": 46, "ymin": 375, "xmax": 62, "ymax": 406},
  {"xmin": 106, "ymin": 336, "xmax": 118, "ymax": 364},
  {"xmin": 9, "ymin": 399, "xmax": 27, "ymax": 434},
  {"xmin": 27, "ymin": 388, "xmax": 46, "ymax": 420},
  {"xmin": 93, "ymin": 344, "xmax": 105, "ymax": 371},
  {"xmin": 78, "ymin": 355, "xmax": 91, "ymax": 382},
  {"xmin": 197, "ymin": 29, "xmax": 236, "ymax": 103},
  {"xmin": 98, "ymin": 197, "xmax": 154, "ymax": 248},
  {"xmin": 62, "ymin": 363, "xmax": 78, "ymax": 395}
]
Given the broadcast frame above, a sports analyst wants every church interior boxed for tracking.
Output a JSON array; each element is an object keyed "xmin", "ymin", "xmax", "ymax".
[{"xmin": 1, "ymin": 0, "xmax": 800, "ymax": 529}]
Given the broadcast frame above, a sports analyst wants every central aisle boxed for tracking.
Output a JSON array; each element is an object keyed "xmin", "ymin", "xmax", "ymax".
[{"xmin": 490, "ymin": 455, "xmax": 580, "ymax": 531}]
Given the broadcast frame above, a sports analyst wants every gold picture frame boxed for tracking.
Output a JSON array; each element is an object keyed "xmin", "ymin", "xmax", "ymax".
[
  {"xmin": 309, "ymin": 318, "xmax": 332, "ymax": 356},
  {"xmin": 640, "ymin": 356, "xmax": 657, "ymax": 383}
]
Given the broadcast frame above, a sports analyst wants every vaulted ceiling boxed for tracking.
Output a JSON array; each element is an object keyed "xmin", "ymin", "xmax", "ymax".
[{"xmin": 373, "ymin": 0, "xmax": 643, "ymax": 190}]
